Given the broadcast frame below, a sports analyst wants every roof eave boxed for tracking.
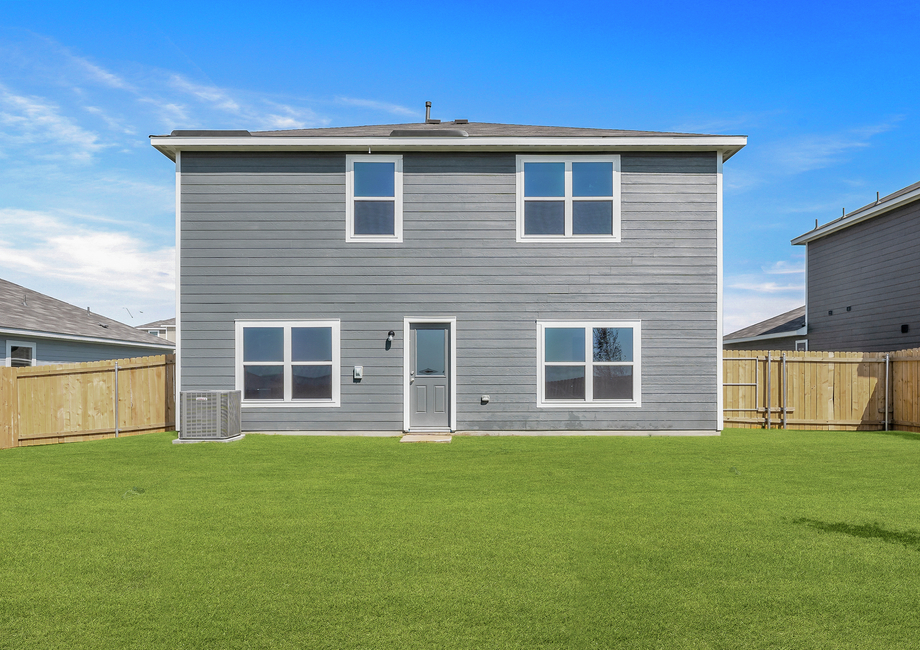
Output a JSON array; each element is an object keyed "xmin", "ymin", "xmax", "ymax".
[
  {"xmin": 151, "ymin": 134, "xmax": 747, "ymax": 162},
  {"xmin": 723, "ymin": 326, "xmax": 808, "ymax": 345},
  {"xmin": 792, "ymin": 185, "xmax": 920, "ymax": 245},
  {"xmin": 0, "ymin": 326, "xmax": 177, "ymax": 349}
]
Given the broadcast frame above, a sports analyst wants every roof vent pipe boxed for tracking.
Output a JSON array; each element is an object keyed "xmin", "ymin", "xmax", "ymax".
[{"xmin": 424, "ymin": 101, "xmax": 440, "ymax": 124}]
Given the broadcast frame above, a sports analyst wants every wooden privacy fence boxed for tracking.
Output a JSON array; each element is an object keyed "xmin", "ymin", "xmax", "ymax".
[
  {"xmin": 0, "ymin": 354, "xmax": 175, "ymax": 450},
  {"xmin": 724, "ymin": 348, "xmax": 920, "ymax": 432}
]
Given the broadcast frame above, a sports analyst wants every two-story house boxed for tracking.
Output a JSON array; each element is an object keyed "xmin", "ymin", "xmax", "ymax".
[
  {"xmin": 151, "ymin": 120, "xmax": 746, "ymax": 435},
  {"xmin": 790, "ymin": 180, "xmax": 920, "ymax": 352}
]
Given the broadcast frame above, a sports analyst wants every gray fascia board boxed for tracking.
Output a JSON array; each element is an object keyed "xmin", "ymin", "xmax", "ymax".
[
  {"xmin": 792, "ymin": 186, "xmax": 920, "ymax": 245},
  {"xmin": 723, "ymin": 326, "xmax": 808, "ymax": 345},
  {"xmin": 0, "ymin": 326, "xmax": 176, "ymax": 349},
  {"xmin": 150, "ymin": 134, "xmax": 747, "ymax": 161}
]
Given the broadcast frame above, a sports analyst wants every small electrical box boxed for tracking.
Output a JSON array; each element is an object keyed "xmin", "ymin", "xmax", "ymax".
[{"xmin": 353, "ymin": 366, "xmax": 364, "ymax": 380}]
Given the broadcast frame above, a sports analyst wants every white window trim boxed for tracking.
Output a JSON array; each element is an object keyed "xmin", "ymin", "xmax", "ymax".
[
  {"xmin": 516, "ymin": 155, "xmax": 621, "ymax": 243},
  {"xmin": 536, "ymin": 320, "xmax": 641, "ymax": 408},
  {"xmin": 795, "ymin": 339, "xmax": 808, "ymax": 352},
  {"xmin": 235, "ymin": 319, "xmax": 341, "ymax": 408},
  {"xmin": 6, "ymin": 340, "xmax": 36, "ymax": 367},
  {"xmin": 345, "ymin": 154, "xmax": 403, "ymax": 243}
]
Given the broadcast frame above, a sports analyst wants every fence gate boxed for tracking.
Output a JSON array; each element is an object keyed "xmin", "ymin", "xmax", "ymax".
[{"xmin": 723, "ymin": 350, "xmax": 895, "ymax": 430}]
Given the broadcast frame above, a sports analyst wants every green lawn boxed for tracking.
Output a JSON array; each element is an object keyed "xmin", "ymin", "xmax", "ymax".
[{"xmin": 2, "ymin": 430, "xmax": 919, "ymax": 649}]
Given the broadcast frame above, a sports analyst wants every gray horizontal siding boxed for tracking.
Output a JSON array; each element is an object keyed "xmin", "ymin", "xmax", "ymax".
[
  {"xmin": 807, "ymin": 199, "xmax": 920, "ymax": 352},
  {"xmin": 179, "ymin": 151, "xmax": 719, "ymax": 431},
  {"xmin": 1, "ymin": 335, "xmax": 168, "ymax": 366}
]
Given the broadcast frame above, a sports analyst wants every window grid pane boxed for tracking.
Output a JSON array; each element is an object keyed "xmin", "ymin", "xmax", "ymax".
[
  {"xmin": 524, "ymin": 201, "xmax": 565, "ymax": 235},
  {"xmin": 243, "ymin": 328, "xmax": 283, "ymax": 362},
  {"xmin": 354, "ymin": 201, "xmax": 396, "ymax": 235},
  {"xmin": 354, "ymin": 162, "xmax": 395, "ymax": 197},
  {"xmin": 292, "ymin": 327, "xmax": 333, "ymax": 362},
  {"xmin": 572, "ymin": 162, "xmax": 613, "ymax": 196},
  {"xmin": 545, "ymin": 328, "xmax": 586, "ymax": 362},
  {"xmin": 524, "ymin": 162, "xmax": 565, "ymax": 197},
  {"xmin": 545, "ymin": 366, "xmax": 586, "ymax": 400}
]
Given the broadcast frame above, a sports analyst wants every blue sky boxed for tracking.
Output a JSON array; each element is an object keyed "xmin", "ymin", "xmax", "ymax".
[{"xmin": 1, "ymin": 1, "xmax": 918, "ymax": 331}]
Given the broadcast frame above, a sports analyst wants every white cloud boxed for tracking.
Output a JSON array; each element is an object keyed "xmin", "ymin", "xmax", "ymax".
[
  {"xmin": 724, "ymin": 255, "xmax": 805, "ymax": 333},
  {"xmin": 762, "ymin": 259, "xmax": 804, "ymax": 275},
  {"xmin": 83, "ymin": 105, "xmax": 135, "ymax": 134},
  {"xmin": 169, "ymin": 74, "xmax": 241, "ymax": 113},
  {"xmin": 769, "ymin": 120, "xmax": 900, "ymax": 175},
  {"xmin": 335, "ymin": 96, "xmax": 417, "ymax": 117},
  {"xmin": 0, "ymin": 84, "xmax": 105, "ymax": 162},
  {"xmin": 68, "ymin": 53, "xmax": 134, "ymax": 91},
  {"xmin": 256, "ymin": 102, "xmax": 328, "ymax": 131},
  {"xmin": 0, "ymin": 208, "xmax": 174, "ymax": 320}
]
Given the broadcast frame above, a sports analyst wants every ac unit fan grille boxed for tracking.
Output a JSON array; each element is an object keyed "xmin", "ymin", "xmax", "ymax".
[{"xmin": 180, "ymin": 391, "xmax": 241, "ymax": 439}]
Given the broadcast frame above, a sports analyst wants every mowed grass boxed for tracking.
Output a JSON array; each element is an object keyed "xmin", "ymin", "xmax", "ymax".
[{"xmin": 2, "ymin": 430, "xmax": 920, "ymax": 649}]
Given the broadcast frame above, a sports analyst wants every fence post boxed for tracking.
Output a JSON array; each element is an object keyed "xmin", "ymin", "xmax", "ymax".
[
  {"xmin": 782, "ymin": 352, "xmax": 787, "ymax": 430},
  {"xmin": 114, "ymin": 361, "xmax": 119, "ymax": 438},
  {"xmin": 885, "ymin": 353, "xmax": 889, "ymax": 432},
  {"xmin": 766, "ymin": 351, "xmax": 772, "ymax": 430}
]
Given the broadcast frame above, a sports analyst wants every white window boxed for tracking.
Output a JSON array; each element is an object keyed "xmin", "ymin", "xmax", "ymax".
[
  {"xmin": 346, "ymin": 154, "xmax": 403, "ymax": 242},
  {"xmin": 516, "ymin": 155, "xmax": 621, "ymax": 242},
  {"xmin": 6, "ymin": 340, "xmax": 36, "ymax": 368},
  {"xmin": 795, "ymin": 339, "xmax": 808, "ymax": 352},
  {"xmin": 235, "ymin": 320, "xmax": 341, "ymax": 407},
  {"xmin": 537, "ymin": 321, "xmax": 640, "ymax": 407}
]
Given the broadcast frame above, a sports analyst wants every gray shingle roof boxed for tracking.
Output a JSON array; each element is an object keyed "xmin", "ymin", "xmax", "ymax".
[
  {"xmin": 724, "ymin": 306, "xmax": 806, "ymax": 341},
  {"xmin": 0, "ymin": 278, "xmax": 174, "ymax": 348},
  {"xmin": 138, "ymin": 317, "xmax": 175, "ymax": 329},
  {"xmin": 248, "ymin": 122, "xmax": 722, "ymax": 138}
]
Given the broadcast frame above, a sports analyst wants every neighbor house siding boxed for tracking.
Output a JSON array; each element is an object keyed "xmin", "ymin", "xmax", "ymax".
[
  {"xmin": 806, "ymin": 199, "xmax": 920, "ymax": 352},
  {"xmin": 1, "ymin": 335, "xmax": 168, "ymax": 366},
  {"xmin": 179, "ymin": 151, "xmax": 720, "ymax": 431}
]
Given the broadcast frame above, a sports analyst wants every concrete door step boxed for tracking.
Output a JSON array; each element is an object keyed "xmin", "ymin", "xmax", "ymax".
[{"xmin": 400, "ymin": 434, "xmax": 452, "ymax": 443}]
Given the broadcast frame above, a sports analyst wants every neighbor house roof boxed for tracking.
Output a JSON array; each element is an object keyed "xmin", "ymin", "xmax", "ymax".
[
  {"xmin": 792, "ymin": 180, "xmax": 920, "ymax": 245},
  {"xmin": 138, "ymin": 317, "xmax": 175, "ymax": 329},
  {"xmin": 723, "ymin": 306, "xmax": 807, "ymax": 344},
  {"xmin": 151, "ymin": 121, "xmax": 747, "ymax": 161},
  {"xmin": 0, "ymin": 278, "xmax": 175, "ymax": 349}
]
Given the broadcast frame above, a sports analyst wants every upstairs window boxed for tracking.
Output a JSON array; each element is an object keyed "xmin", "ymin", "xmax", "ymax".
[
  {"xmin": 235, "ymin": 320, "xmax": 340, "ymax": 407},
  {"xmin": 516, "ymin": 155, "xmax": 621, "ymax": 242},
  {"xmin": 346, "ymin": 154, "xmax": 403, "ymax": 242},
  {"xmin": 537, "ymin": 321, "xmax": 640, "ymax": 407}
]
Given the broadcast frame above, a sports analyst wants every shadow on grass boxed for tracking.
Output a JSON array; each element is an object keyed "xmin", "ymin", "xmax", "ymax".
[
  {"xmin": 868, "ymin": 430, "xmax": 920, "ymax": 442},
  {"xmin": 793, "ymin": 518, "xmax": 920, "ymax": 551}
]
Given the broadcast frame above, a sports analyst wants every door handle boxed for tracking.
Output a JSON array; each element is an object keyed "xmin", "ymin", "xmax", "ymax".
[{"xmin": 410, "ymin": 370, "xmax": 415, "ymax": 384}]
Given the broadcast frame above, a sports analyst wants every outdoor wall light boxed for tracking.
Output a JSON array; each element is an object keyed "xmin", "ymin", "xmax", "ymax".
[{"xmin": 387, "ymin": 330, "xmax": 395, "ymax": 343}]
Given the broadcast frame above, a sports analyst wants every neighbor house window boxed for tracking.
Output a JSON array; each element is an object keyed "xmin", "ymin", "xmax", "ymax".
[
  {"xmin": 516, "ymin": 155, "xmax": 621, "ymax": 242},
  {"xmin": 795, "ymin": 340, "xmax": 808, "ymax": 352},
  {"xmin": 6, "ymin": 341, "xmax": 36, "ymax": 368},
  {"xmin": 235, "ymin": 320, "xmax": 340, "ymax": 406},
  {"xmin": 537, "ymin": 321, "xmax": 640, "ymax": 407},
  {"xmin": 346, "ymin": 154, "xmax": 403, "ymax": 242}
]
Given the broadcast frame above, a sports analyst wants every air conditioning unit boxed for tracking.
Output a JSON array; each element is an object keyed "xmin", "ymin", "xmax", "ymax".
[{"xmin": 179, "ymin": 390, "xmax": 242, "ymax": 440}]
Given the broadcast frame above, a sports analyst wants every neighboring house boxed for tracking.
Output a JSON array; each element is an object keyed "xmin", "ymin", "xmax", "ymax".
[
  {"xmin": 138, "ymin": 317, "xmax": 176, "ymax": 343},
  {"xmin": 151, "ymin": 119, "xmax": 746, "ymax": 435},
  {"xmin": 723, "ymin": 306, "xmax": 807, "ymax": 351},
  {"xmin": 1, "ymin": 278, "xmax": 175, "ymax": 367},
  {"xmin": 789, "ymin": 180, "xmax": 920, "ymax": 352}
]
